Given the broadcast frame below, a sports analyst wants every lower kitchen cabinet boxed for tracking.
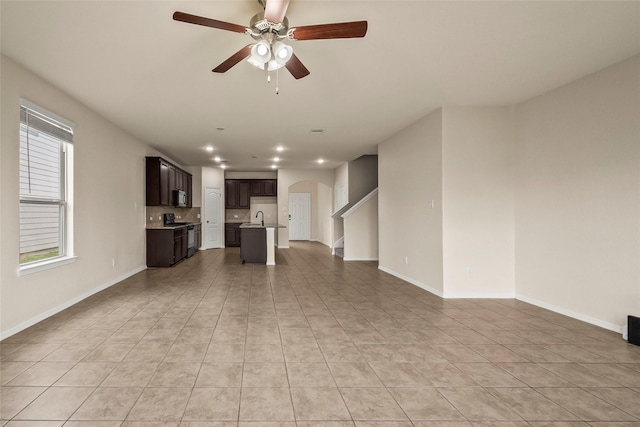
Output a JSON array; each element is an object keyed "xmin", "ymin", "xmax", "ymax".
[
  {"xmin": 194, "ymin": 223, "xmax": 201, "ymax": 249},
  {"xmin": 240, "ymin": 228, "xmax": 266, "ymax": 263},
  {"xmin": 147, "ymin": 227, "xmax": 187, "ymax": 267},
  {"xmin": 225, "ymin": 223, "xmax": 241, "ymax": 247}
]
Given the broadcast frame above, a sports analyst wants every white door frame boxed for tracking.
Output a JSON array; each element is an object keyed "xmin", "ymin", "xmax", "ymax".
[
  {"xmin": 204, "ymin": 186, "xmax": 223, "ymax": 249},
  {"xmin": 289, "ymin": 192, "xmax": 311, "ymax": 241}
]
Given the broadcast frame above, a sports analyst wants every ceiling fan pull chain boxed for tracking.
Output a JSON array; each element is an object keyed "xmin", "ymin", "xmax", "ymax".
[{"xmin": 276, "ymin": 67, "xmax": 280, "ymax": 95}]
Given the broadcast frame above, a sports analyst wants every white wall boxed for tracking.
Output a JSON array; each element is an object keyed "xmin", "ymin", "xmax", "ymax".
[
  {"xmin": 514, "ymin": 55, "xmax": 640, "ymax": 330},
  {"xmin": 343, "ymin": 192, "xmax": 379, "ymax": 261},
  {"xmin": 349, "ymin": 155, "xmax": 378, "ymax": 203},
  {"xmin": 378, "ymin": 109, "xmax": 444, "ymax": 296},
  {"xmin": 226, "ymin": 171, "xmax": 277, "ymax": 179},
  {"xmin": 442, "ymin": 107, "xmax": 515, "ymax": 298},
  {"xmin": 250, "ymin": 197, "xmax": 278, "ymax": 225},
  {"xmin": 289, "ymin": 180, "xmax": 332, "ymax": 245},
  {"xmin": 1, "ymin": 55, "xmax": 155, "ymax": 337},
  {"xmin": 334, "ymin": 162, "xmax": 348, "ymax": 210},
  {"xmin": 277, "ymin": 169, "xmax": 334, "ymax": 248}
]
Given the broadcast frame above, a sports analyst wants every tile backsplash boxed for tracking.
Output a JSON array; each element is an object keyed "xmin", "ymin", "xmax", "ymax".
[
  {"xmin": 146, "ymin": 206, "xmax": 201, "ymax": 227},
  {"xmin": 225, "ymin": 209, "xmax": 251, "ymax": 223}
]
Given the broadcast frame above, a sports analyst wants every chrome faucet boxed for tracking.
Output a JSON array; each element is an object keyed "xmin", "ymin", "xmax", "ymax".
[{"xmin": 256, "ymin": 210, "xmax": 264, "ymax": 226}]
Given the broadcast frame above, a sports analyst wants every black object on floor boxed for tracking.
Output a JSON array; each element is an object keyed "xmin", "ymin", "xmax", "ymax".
[{"xmin": 628, "ymin": 315, "xmax": 640, "ymax": 346}]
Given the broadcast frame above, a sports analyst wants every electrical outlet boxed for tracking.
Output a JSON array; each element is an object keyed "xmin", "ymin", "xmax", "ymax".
[
  {"xmin": 149, "ymin": 216, "xmax": 153, "ymax": 221},
  {"xmin": 405, "ymin": 256, "xmax": 409, "ymax": 265}
]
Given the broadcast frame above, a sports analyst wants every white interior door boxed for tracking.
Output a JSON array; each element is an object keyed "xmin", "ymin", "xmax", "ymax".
[
  {"xmin": 289, "ymin": 192, "xmax": 311, "ymax": 240},
  {"xmin": 204, "ymin": 187, "xmax": 222, "ymax": 248}
]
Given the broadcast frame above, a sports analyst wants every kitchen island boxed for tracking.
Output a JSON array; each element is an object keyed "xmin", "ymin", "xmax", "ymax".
[{"xmin": 239, "ymin": 223, "xmax": 286, "ymax": 265}]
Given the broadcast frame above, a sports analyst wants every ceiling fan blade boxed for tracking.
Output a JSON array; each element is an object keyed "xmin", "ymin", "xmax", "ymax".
[
  {"xmin": 285, "ymin": 54, "xmax": 310, "ymax": 79},
  {"xmin": 212, "ymin": 45, "xmax": 253, "ymax": 73},
  {"xmin": 173, "ymin": 11, "xmax": 248, "ymax": 34},
  {"xmin": 264, "ymin": 0, "xmax": 290, "ymax": 24},
  {"xmin": 289, "ymin": 21, "xmax": 368, "ymax": 41}
]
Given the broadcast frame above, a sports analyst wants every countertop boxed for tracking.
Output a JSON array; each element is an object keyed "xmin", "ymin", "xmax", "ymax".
[
  {"xmin": 239, "ymin": 223, "xmax": 286, "ymax": 229},
  {"xmin": 147, "ymin": 222, "xmax": 201, "ymax": 230}
]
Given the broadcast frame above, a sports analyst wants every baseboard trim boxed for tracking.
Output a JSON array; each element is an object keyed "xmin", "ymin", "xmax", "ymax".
[
  {"xmin": 0, "ymin": 265, "xmax": 146, "ymax": 340},
  {"xmin": 378, "ymin": 265, "xmax": 444, "ymax": 298},
  {"xmin": 344, "ymin": 257, "xmax": 379, "ymax": 262},
  {"xmin": 444, "ymin": 291, "xmax": 515, "ymax": 299},
  {"xmin": 310, "ymin": 239, "xmax": 331, "ymax": 248},
  {"xmin": 516, "ymin": 293, "xmax": 623, "ymax": 334}
]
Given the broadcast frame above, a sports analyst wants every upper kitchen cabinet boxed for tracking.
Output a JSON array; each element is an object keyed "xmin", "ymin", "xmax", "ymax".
[
  {"xmin": 146, "ymin": 156, "xmax": 193, "ymax": 206},
  {"xmin": 225, "ymin": 180, "xmax": 237, "ymax": 209},
  {"xmin": 250, "ymin": 179, "xmax": 277, "ymax": 197},
  {"xmin": 225, "ymin": 179, "xmax": 250, "ymax": 209},
  {"xmin": 238, "ymin": 181, "xmax": 250, "ymax": 208}
]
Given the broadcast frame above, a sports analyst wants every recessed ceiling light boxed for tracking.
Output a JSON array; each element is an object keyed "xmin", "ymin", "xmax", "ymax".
[
  {"xmin": 273, "ymin": 157, "xmax": 280, "ymax": 162},
  {"xmin": 213, "ymin": 156, "xmax": 221, "ymax": 162},
  {"xmin": 205, "ymin": 146, "xmax": 214, "ymax": 152},
  {"xmin": 220, "ymin": 164, "xmax": 227, "ymax": 169},
  {"xmin": 271, "ymin": 164, "xmax": 277, "ymax": 169},
  {"xmin": 276, "ymin": 146, "xmax": 284, "ymax": 152},
  {"xmin": 317, "ymin": 158, "xmax": 325, "ymax": 164}
]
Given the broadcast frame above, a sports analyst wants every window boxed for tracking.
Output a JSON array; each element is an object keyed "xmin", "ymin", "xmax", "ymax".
[{"xmin": 19, "ymin": 100, "xmax": 74, "ymax": 269}]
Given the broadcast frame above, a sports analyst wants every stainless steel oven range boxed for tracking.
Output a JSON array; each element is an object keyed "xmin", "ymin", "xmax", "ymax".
[{"xmin": 163, "ymin": 213, "xmax": 196, "ymax": 258}]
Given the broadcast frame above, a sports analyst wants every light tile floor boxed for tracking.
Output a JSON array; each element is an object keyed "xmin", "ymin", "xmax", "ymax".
[{"xmin": 2, "ymin": 242, "xmax": 640, "ymax": 426}]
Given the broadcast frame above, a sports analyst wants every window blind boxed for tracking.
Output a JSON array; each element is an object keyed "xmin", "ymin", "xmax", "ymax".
[{"xmin": 20, "ymin": 106, "xmax": 74, "ymax": 144}]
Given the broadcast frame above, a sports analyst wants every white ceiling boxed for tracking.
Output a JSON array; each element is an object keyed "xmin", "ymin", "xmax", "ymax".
[{"xmin": 2, "ymin": 1, "xmax": 639, "ymax": 171}]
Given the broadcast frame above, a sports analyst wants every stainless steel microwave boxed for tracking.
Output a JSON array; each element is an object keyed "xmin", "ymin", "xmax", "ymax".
[{"xmin": 174, "ymin": 189, "xmax": 187, "ymax": 207}]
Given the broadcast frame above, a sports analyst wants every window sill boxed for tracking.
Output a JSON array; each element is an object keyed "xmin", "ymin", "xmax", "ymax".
[{"xmin": 18, "ymin": 256, "xmax": 77, "ymax": 277}]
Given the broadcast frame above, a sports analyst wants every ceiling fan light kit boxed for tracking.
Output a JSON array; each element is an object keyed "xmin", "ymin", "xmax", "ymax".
[{"xmin": 173, "ymin": 0, "xmax": 368, "ymax": 93}]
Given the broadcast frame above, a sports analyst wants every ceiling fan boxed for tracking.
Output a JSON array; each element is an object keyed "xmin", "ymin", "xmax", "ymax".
[{"xmin": 173, "ymin": 0, "xmax": 368, "ymax": 81}]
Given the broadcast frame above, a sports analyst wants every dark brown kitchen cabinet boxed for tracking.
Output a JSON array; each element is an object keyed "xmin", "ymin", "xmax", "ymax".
[
  {"xmin": 249, "ymin": 179, "xmax": 277, "ymax": 196},
  {"xmin": 175, "ymin": 227, "xmax": 187, "ymax": 261},
  {"xmin": 146, "ymin": 157, "xmax": 193, "ymax": 207},
  {"xmin": 168, "ymin": 166, "xmax": 176, "ymax": 196},
  {"xmin": 250, "ymin": 181, "xmax": 263, "ymax": 196},
  {"xmin": 227, "ymin": 179, "xmax": 276, "ymax": 208},
  {"xmin": 146, "ymin": 157, "xmax": 172, "ymax": 206},
  {"xmin": 225, "ymin": 180, "xmax": 250, "ymax": 209},
  {"xmin": 186, "ymin": 175, "xmax": 193, "ymax": 207},
  {"xmin": 262, "ymin": 179, "xmax": 277, "ymax": 196},
  {"xmin": 240, "ymin": 227, "xmax": 266, "ymax": 264},
  {"xmin": 225, "ymin": 223, "xmax": 241, "ymax": 247},
  {"xmin": 225, "ymin": 180, "xmax": 238, "ymax": 209},
  {"xmin": 176, "ymin": 169, "xmax": 183, "ymax": 190},
  {"xmin": 147, "ymin": 226, "xmax": 187, "ymax": 267},
  {"xmin": 238, "ymin": 181, "xmax": 250, "ymax": 208},
  {"xmin": 194, "ymin": 223, "xmax": 202, "ymax": 248}
]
